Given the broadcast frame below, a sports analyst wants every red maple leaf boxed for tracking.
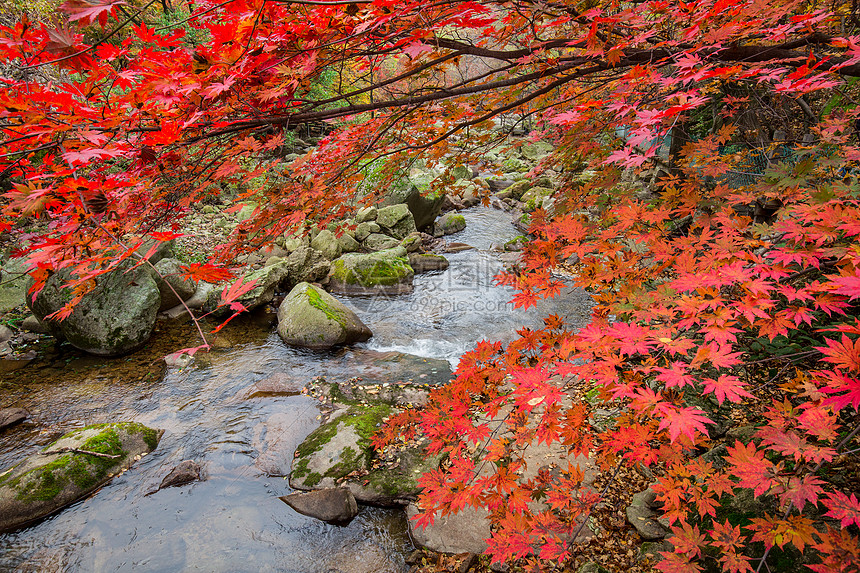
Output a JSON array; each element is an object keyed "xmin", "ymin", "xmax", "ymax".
[
  {"xmin": 823, "ymin": 491, "xmax": 860, "ymax": 528},
  {"xmin": 60, "ymin": 0, "xmax": 126, "ymax": 27}
]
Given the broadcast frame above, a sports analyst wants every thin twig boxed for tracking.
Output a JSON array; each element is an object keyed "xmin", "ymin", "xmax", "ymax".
[{"xmin": 43, "ymin": 447, "xmax": 121, "ymax": 459}]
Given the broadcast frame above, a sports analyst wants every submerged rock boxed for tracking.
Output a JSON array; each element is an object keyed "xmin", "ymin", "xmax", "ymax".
[
  {"xmin": 159, "ymin": 460, "xmax": 202, "ymax": 490},
  {"xmin": 27, "ymin": 263, "xmax": 160, "ymax": 357},
  {"xmin": 279, "ymin": 488, "xmax": 358, "ymax": 524},
  {"xmin": 276, "ymin": 282, "xmax": 372, "ymax": 349},
  {"xmin": 0, "ymin": 422, "xmax": 162, "ymax": 532},
  {"xmin": 328, "ymin": 247, "xmax": 414, "ymax": 295}
]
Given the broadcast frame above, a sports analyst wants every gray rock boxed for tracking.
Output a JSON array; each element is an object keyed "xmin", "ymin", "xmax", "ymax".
[
  {"xmin": 376, "ymin": 204, "xmax": 417, "ymax": 239},
  {"xmin": 328, "ymin": 248, "xmax": 414, "ymax": 295},
  {"xmin": 400, "ymin": 232, "xmax": 423, "ymax": 253},
  {"xmin": 284, "ymin": 246, "xmax": 331, "ymax": 288},
  {"xmin": 159, "ymin": 460, "xmax": 201, "ymax": 489},
  {"xmin": 184, "ymin": 281, "xmax": 217, "ymax": 311},
  {"xmin": 0, "ymin": 257, "xmax": 29, "ymax": 314},
  {"xmin": 27, "ymin": 263, "xmax": 159, "ymax": 357},
  {"xmin": 363, "ymin": 233, "xmax": 401, "ymax": 252},
  {"xmin": 21, "ymin": 315, "xmax": 49, "ymax": 334},
  {"xmin": 521, "ymin": 140, "xmax": 554, "ymax": 160},
  {"xmin": 0, "ymin": 407, "xmax": 28, "ymax": 430},
  {"xmin": 406, "ymin": 504, "xmax": 491, "ymax": 554},
  {"xmin": 338, "ymin": 233, "xmax": 361, "ymax": 253},
  {"xmin": 451, "ymin": 164, "xmax": 473, "ymax": 181},
  {"xmin": 0, "ymin": 325, "xmax": 11, "ymax": 343},
  {"xmin": 235, "ymin": 202, "xmax": 257, "ymax": 222},
  {"xmin": 211, "ymin": 262, "xmax": 290, "ymax": 316},
  {"xmin": 276, "ymin": 282, "xmax": 371, "ymax": 349},
  {"xmin": 436, "ymin": 213, "xmax": 466, "ymax": 235},
  {"xmin": 310, "ymin": 230, "xmax": 343, "ymax": 261},
  {"xmin": 380, "ymin": 185, "xmax": 442, "ymax": 231},
  {"xmin": 355, "ymin": 206, "xmax": 377, "ymax": 223},
  {"xmin": 0, "ymin": 422, "xmax": 161, "ymax": 533},
  {"xmin": 152, "ymin": 258, "xmax": 197, "ymax": 311},
  {"xmin": 280, "ymin": 488, "xmax": 358, "ymax": 524},
  {"xmin": 408, "ymin": 253, "xmax": 449, "ymax": 273},
  {"xmin": 626, "ymin": 487, "xmax": 670, "ymax": 540},
  {"xmin": 237, "ymin": 372, "xmax": 305, "ymax": 399},
  {"xmin": 354, "ymin": 221, "xmax": 380, "ymax": 242},
  {"xmin": 486, "ymin": 178, "xmax": 514, "ymax": 193}
]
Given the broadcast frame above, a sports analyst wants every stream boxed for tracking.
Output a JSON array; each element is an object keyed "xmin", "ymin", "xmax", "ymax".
[{"xmin": 0, "ymin": 207, "xmax": 593, "ymax": 572}]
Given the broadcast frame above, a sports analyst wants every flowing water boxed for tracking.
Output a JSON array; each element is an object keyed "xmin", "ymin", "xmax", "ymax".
[{"xmin": 0, "ymin": 207, "xmax": 592, "ymax": 572}]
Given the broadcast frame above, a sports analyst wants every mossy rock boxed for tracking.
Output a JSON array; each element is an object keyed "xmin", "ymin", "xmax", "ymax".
[
  {"xmin": 328, "ymin": 248, "xmax": 415, "ymax": 295},
  {"xmin": 276, "ymin": 282, "xmax": 372, "ymax": 349},
  {"xmin": 436, "ymin": 212, "xmax": 466, "ymax": 235},
  {"xmin": 26, "ymin": 261, "xmax": 160, "ymax": 357},
  {"xmin": 376, "ymin": 204, "xmax": 417, "ymax": 239},
  {"xmin": 290, "ymin": 405, "xmax": 438, "ymax": 505},
  {"xmin": 363, "ymin": 233, "xmax": 401, "ymax": 252},
  {"xmin": 0, "ymin": 422, "xmax": 162, "ymax": 533}
]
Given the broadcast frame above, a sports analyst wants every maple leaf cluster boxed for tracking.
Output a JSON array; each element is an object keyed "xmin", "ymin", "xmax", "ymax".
[{"xmin": 2, "ymin": 0, "xmax": 860, "ymax": 571}]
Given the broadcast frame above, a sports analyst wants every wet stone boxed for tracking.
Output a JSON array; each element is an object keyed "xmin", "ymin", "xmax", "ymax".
[
  {"xmin": 159, "ymin": 460, "xmax": 202, "ymax": 490},
  {"xmin": 0, "ymin": 407, "xmax": 28, "ymax": 430},
  {"xmin": 279, "ymin": 487, "xmax": 358, "ymax": 524}
]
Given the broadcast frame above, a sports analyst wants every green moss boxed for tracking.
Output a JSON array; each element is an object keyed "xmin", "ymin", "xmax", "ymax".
[
  {"xmin": 331, "ymin": 257, "xmax": 412, "ymax": 287},
  {"xmin": 292, "ymin": 405, "xmax": 393, "ymax": 483},
  {"xmin": 4, "ymin": 423, "xmax": 158, "ymax": 503},
  {"xmin": 305, "ymin": 286, "xmax": 346, "ymax": 326}
]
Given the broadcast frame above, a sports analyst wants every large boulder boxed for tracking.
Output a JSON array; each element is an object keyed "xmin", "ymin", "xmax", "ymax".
[
  {"xmin": 152, "ymin": 257, "xmax": 197, "ymax": 311},
  {"xmin": 290, "ymin": 404, "xmax": 438, "ymax": 506},
  {"xmin": 276, "ymin": 282, "xmax": 372, "ymax": 349},
  {"xmin": 0, "ymin": 422, "xmax": 162, "ymax": 533},
  {"xmin": 354, "ymin": 221, "xmax": 380, "ymax": 242},
  {"xmin": 27, "ymin": 263, "xmax": 160, "ymax": 357},
  {"xmin": 328, "ymin": 248, "xmax": 414, "ymax": 295},
  {"xmin": 375, "ymin": 205, "xmax": 417, "ymax": 240}
]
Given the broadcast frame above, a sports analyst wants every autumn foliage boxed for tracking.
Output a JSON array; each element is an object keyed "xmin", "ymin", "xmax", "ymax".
[{"xmin": 2, "ymin": 0, "xmax": 860, "ymax": 571}]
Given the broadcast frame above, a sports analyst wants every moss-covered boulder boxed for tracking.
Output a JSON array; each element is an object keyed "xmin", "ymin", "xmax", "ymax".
[
  {"xmin": 328, "ymin": 248, "xmax": 414, "ymax": 295},
  {"xmin": 376, "ymin": 204, "xmax": 417, "ymax": 239},
  {"xmin": 27, "ymin": 263, "xmax": 159, "ymax": 357},
  {"xmin": 276, "ymin": 282, "xmax": 372, "ymax": 349},
  {"xmin": 0, "ymin": 256, "xmax": 28, "ymax": 314},
  {"xmin": 436, "ymin": 212, "xmax": 466, "ymax": 235},
  {"xmin": 0, "ymin": 422, "xmax": 162, "ymax": 533},
  {"xmin": 290, "ymin": 405, "xmax": 438, "ymax": 506}
]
